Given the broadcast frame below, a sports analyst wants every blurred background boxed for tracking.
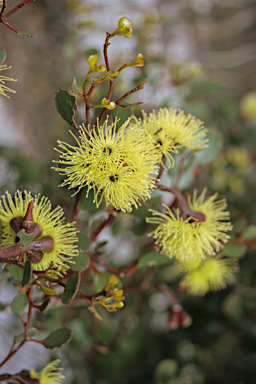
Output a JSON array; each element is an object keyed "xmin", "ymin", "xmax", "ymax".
[{"xmin": 1, "ymin": 0, "xmax": 256, "ymax": 383}]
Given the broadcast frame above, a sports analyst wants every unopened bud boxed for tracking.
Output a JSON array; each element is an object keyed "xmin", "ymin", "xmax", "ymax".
[
  {"xmin": 88, "ymin": 55, "xmax": 98, "ymax": 68},
  {"xmin": 27, "ymin": 236, "xmax": 54, "ymax": 252},
  {"xmin": 117, "ymin": 17, "xmax": 132, "ymax": 38},
  {"xmin": 10, "ymin": 216, "xmax": 23, "ymax": 233},
  {"xmin": 26, "ymin": 249, "xmax": 44, "ymax": 264},
  {"xmin": 22, "ymin": 220, "xmax": 42, "ymax": 238}
]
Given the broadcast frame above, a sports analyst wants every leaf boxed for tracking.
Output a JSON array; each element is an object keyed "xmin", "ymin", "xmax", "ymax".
[
  {"xmin": 55, "ymin": 89, "xmax": 78, "ymax": 127},
  {"xmin": 62, "ymin": 271, "xmax": 80, "ymax": 304},
  {"xmin": 7, "ymin": 265, "xmax": 23, "ymax": 283},
  {"xmin": 243, "ymin": 225, "xmax": 256, "ymax": 240},
  {"xmin": 138, "ymin": 79, "xmax": 146, "ymax": 89},
  {"xmin": 39, "ymin": 284, "xmax": 59, "ymax": 296},
  {"xmin": 21, "ymin": 261, "xmax": 31, "ymax": 287},
  {"xmin": 232, "ymin": 218, "xmax": 246, "ymax": 233},
  {"xmin": 88, "ymin": 305, "xmax": 103, "ymax": 321},
  {"xmin": 121, "ymin": 102, "xmax": 143, "ymax": 108},
  {"xmin": 16, "ymin": 229, "xmax": 35, "ymax": 251},
  {"xmin": 0, "ymin": 48, "xmax": 6, "ymax": 65},
  {"xmin": 71, "ymin": 76, "xmax": 80, "ymax": 95},
  {"xmin": 222, "ymin": 244, "xmax": 247, "ymax": 258},
  {"xmin": 17, "ymin": 31, "xmax": 35, "ymax": 38},
  {"xmin": 41, "ymin": 327, "xmax": 72, "ymax": 349},
  {"xmin": 137, "ymin": 252, "xmax": 171, "ymax": 268},
  {"xmin": 14, "ymin": 333, "xmax": 25, "ymax": 344},
  {"xmin": 11, "ymin": 292, "xmax": 28, "ymax": 315},
  {"xmin": 39, "ymin": 298, "xmax": 51, "ymax": 313},
  {"xmin": 94, "ymin": 241, "xmax": 108, "ymax": 252},
  {"xmin": 28, "ymin": 328, "xmax": 37, "ymax": 338},
  {"xmin": 195, "ymin": 130, "xmax": 222, "ymax": 165},
  {"xmin": 71, "ymin": 251, "xmax": 89, "ymax": 272},
  {"xmin": 78, "ymin": 232, "xmax": 90, "ymax": 252}
]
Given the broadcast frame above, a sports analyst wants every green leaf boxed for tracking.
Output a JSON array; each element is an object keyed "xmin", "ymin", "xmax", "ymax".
[
  {"xmin": 62, "ymin": 271, "xmax": 80, "ymax": 304},
  {"xmin": 14, "ymin": 333, "xmax": 25, "ymax": 344},
  {"xmin": 39, "ymin": 285, "xmax": 59, "ymax": 296},
  {"xmin": 16, "ymin": 229, "xmax": 35, "ymax": 251},
  {"xmin": 7, "ymin": 265, "xmax": 24, "ymax": 284},
  {"xmin": 121, "ymin": 102, "xmax": 143, "ymax": 108},
  {"xmin": 55, "ymin": 90, "xmax": 78, "ymax": 127},
  {"xmin": 138, "ymin": 79, "xmax": 146, "ymax": 89},
  {"xmin": 222, "ymin": 244, "xmax": 247, "ymax": 258},
  {"xmin": 21, "ymin": 261, "xmax": 31, "ymax": 287},
  {"xmin": 195, "ymin": 130, "xmax": 222, "ymax": 165},
  {"xmin": 94, "ymin": 241, "xmax": 108, "ymax": 252},
  {"xmin": 28, "ymin": 328, "xmax": 38, "ymax": 338},
  {"xmin": 232, "ymin": 218, "xmax": 246, "ymax": 233},
  {"xmin": 243, "ymin": 225, "xmax": 256, "ymax": 240},
  {"xmin": 78, "ymin": 232, "xmax": 90, "ymax": 252},
  {"xmin": 11, "ymin": 292, "xmax": 28, "ymax": 315},
  {"xmin": 71, "ymin": 251, "xmax": 89, "ymax": 272},
  {"xmin": 17, "ymin": 31, "xmax": 35, "ymax": 38},
  {"xmin": 39, "ymin": 298, "xmax": 51, "ymax": 313},
  {"xmin": 0, "ymin": 48, "xmax": 6, "ymax": 65},
  {"xmin": 41, "ymin": 327, "xmax": 72, "ymax": 349},
  {"xmin": 137, "ymin": 252, "xmax": 171, "ymax": 268}
]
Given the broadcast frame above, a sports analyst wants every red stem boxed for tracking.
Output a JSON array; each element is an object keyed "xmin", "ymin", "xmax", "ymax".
[
  {"xmin": 2, "ymin": 0, "xmax": 35, "ymax": 19},
  {"xmin": 71, "ymin": 188, "xmax": 84, "ymax": 223},
  {"xmin": 90, "ymin": 213, "xmax": 116, "ymax": 244},
  {"xmin": 156, "ymin": 184, "xmax": 190, "ymax": 213},
  {"xmin": 0, "ymin": 0, "xmax": 6, "ymax": 17}
]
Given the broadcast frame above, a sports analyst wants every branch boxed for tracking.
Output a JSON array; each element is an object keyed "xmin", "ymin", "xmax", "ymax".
[
  {"xmin": 90, "ymin": 213, "xmax": 116, "ymax": 244},
  {"xmin": 71, "ymin": 188, "xmax": 84, "ymax": 223},
  {"xmin": 2, "ymin": 0, "xmax": 35, "ymax": 19}
]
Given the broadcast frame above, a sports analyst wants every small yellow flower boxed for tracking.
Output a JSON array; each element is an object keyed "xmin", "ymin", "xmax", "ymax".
[
  {"xmin": 0, "ymin": 65, "xmax": 17, "ymax": 101},
  {"xmin": 30, "ymin": 359, "xmax": 64, "ymax": 384},
  {"xmin": 174, "ymin": 256, "xmax": 238, "ymax": 296},
  {"xmin": 147, "ymin": 188, "xmax": 232, "ymax": 260},
  {"xmin": 0, "ymin": 191, "xmax": 78, "ymax": 271},
  {"xmin": 132, "ymin": 108, "xmax": 208, "ymax": 167},
  {"xmin": 54, "ymin": 118, "xmax": 159, "ymax": 212}
]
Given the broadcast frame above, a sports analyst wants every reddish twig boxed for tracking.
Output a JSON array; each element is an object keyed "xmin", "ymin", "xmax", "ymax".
[
  {"xmin": 2, "ymin": 0, "xmax": 35, "ymax": 19},
  {"xmin": 90, "ymin": 213, "xmax": 116, "ymax": 244},
  {"xmin": 156, "ymin": 184, "xmax": 190, "ymax": 213},
  {"xmin": 115, "ymin": 82, "xmax": 144, "ymax": 105},
  {"xmin": 71, "ymin": 188, "xmax": 84, "ymax": 223}
]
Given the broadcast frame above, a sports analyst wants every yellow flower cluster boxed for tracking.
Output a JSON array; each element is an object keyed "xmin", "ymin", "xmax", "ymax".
[
  {"xmin": 0, "ymin": 191, "xmax": 78, "ymax": 271},
  {"xmin": 147, "ymin": 189, "xmax": 232, "ymax": 260},
  {"xmin": 174, "ymin": 256, "xmax": 238, "ymax": 296},
  {"xmin": 54, "ymin": 118, "xmax": 159, "ymax": 212},
  {"xmin": 30, "ymin": 359, "xmax": 64, "ymax": 384},
  {"xmin": 132, "ymin": 108, "xmax": 208, "ymax": 167},
  {"xmin": 0, "ymin": 65, "xmax": 16, "ymax": 102}
]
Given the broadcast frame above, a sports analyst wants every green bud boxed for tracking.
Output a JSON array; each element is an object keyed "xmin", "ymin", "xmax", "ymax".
[
  {"xmin": 98, "ymin": 65, "xmax": 106, "ymax": 72},
  {"xmin": 101, "ymin": 98, "xmax": 116, "ymax": 110},
  {"xmin": 131, "ymin": 53, "xmax": 144, "ymax": 67},
  {"xmin": 88, "ymin": 55, "xmax": 98, "ymax": 68},
  {"xmin": 117, "ymin": 17, "xmax": 132, "ymax": 38}
]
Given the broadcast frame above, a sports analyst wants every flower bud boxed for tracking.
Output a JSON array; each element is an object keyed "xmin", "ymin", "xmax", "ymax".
[
  {"xmin": 117, "ymin": 17, "xmax": 132, "ymax": 38},
  {"xmin": 26, "ymin": 249, "xmax": 44, "ymax": 264},
  {"xmin": 101, "ymin": 98, "xmax": 116, "ymax": 110},
  {"xmin": 88, "ymin": 55, "xmax": 98, "ymax": 68},
  {"xmin": 28, "ymin": 236, "xmax": 54, "ymax": 252}
]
